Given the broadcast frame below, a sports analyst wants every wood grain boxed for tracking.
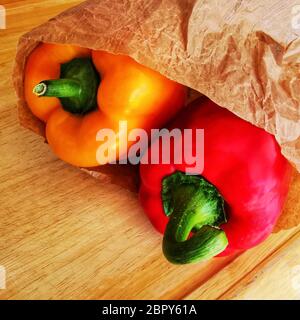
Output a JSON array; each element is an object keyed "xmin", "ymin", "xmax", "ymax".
[
  {"xmin": 219, "ymin": 230, "xmax": 300, "ymax": 300},
  {"xmin": 184, "ymin": 227, "xmax": 300, "ymax": 300},
  {"xmin": 0, "ymin": 0, "xmax": 300, "ymax": 300}
]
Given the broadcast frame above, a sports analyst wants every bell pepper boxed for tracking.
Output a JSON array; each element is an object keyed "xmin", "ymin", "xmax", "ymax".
[
  {"xmin": 139, "ymin": 98, "xmax": 291, "ymax": 264},
  {"xmin": 24, "ymin": 43, "xmax": 186, "ymax": 167}
]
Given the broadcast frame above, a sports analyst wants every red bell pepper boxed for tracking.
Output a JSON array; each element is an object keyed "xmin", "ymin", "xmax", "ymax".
[{"xmin": 139, "ymin": 98, "xmax": 291, "ymax": 264}]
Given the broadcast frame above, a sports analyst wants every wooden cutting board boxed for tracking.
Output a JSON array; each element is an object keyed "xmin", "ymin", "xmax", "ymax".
[{"xmin": 1, "ymin": 0, "xmax": 300, "ymax": 300}]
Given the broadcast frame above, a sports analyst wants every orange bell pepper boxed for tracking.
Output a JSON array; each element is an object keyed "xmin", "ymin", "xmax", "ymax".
[{"xmin": 24, "ymin": 43, "xmax": 186, "ymax": 167}]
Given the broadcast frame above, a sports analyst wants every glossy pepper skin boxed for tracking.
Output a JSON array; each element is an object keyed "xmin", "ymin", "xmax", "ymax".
[
  {"xmin": 24, "ymin": 43, "xmax": 186, "ymax": 167},
  {"xmin": 139, "ymin": 98, "xmax": 291, "ymax": 264}
]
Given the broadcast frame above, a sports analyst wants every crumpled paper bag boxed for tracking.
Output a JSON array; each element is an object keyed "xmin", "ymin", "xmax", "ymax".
[{"xmin": 14, "ymin": 0, "xmax": 300, "ymax": 230}]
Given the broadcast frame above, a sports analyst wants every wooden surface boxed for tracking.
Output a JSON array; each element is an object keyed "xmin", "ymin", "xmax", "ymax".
[{"xmin": 1, "ymin": 0, "xmax": 300, "ymax": 300}]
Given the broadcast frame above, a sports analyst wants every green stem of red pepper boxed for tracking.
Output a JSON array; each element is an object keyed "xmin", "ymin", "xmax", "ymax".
[{"xmin": 162, "ymin": 171, "xmax": 228, "ymax": 264}]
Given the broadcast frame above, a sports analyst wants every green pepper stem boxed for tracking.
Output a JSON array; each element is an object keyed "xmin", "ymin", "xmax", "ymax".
[
  {"xmin": 162, "ymin": 171, "xmax": 228, "ymax": 264},
  {"xmin": 33, "ymin": 79, "xmax": 82, "ymax": 98},
  {"xmin": 32, "ymin": 58, "xmax": 100, "ymax": 115}
]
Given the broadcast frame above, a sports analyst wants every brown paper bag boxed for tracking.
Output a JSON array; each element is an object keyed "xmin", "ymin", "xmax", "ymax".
[{"xmin": 14, "ymin": 0, "xmax": 300, "ymax": 230}]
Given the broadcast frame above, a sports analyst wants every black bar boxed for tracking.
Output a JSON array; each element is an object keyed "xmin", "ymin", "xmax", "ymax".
[{"xmin": 0, "ymin": 300, "xmax": 297, "ymax": 319}]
